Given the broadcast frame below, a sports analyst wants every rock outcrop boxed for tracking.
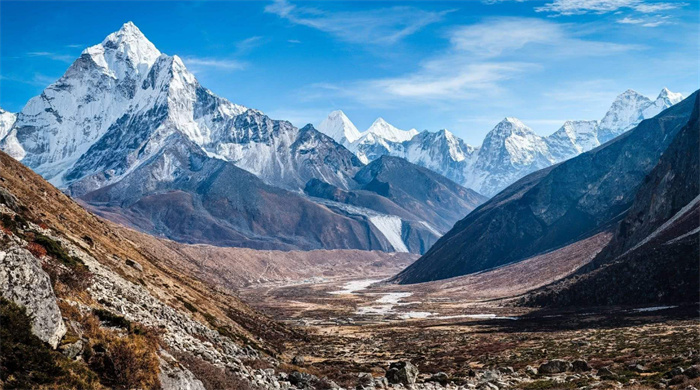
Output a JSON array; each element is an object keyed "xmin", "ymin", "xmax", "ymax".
[{"xmin": 0, "ymin": 246, "xmax": 66, "ymax": 348}]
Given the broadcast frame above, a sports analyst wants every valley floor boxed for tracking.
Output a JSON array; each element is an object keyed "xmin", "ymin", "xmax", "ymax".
[{"xmin": 238, "ymin": 247, "xmax": 700, "ymax": 389}]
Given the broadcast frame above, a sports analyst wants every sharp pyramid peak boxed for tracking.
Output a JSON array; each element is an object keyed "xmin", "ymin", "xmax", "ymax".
[{"xmin": 84, "ymin": 21, "xmax": 161, "ymax": 76}]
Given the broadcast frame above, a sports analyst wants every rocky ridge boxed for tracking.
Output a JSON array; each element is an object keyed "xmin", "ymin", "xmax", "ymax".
[{"xmin": 318, "ymin": 88, "xmax": 683, "ymax": 197}]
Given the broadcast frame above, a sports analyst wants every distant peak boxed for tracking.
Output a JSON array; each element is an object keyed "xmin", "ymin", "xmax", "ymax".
[
  {"xmin": 617, "ymin": 89, "xmax": 646, "ymax": 100},
  {"xmin": 657, "ymin": 87, "xmax": 683, "ymax": 103},
  {"xmin": 500, "ymin": 117, "xmax": 526, "ymax": 127},
  {"xmin": 317, "ymin": 109, "xmax": 361, "ymax": 144},
  {"xmin": 329, "ymin": 110, "xmax": 348, "ymax": 118},
  {"xmin": 371, "ymin": 117, "xmax": 389, "ymax": 126}
]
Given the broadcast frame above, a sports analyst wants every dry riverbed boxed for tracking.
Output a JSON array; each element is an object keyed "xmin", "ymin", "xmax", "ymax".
[{"xmin": 240, "ymin": 274, "xmax": 700, "ymax": 389}]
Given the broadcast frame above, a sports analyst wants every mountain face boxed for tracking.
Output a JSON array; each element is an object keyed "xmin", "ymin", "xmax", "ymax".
[
  {"xmin": 467, "ymin": 118, "xmax": 554, "ymax": 197},
  {"xmin": 0, "ymin": 22, "xmax": 359, "ymax": 194},
  {"xmin": 319, "ymin": 89, "xmax": 682, "ymax": 197},
  {"xmin": 528, "ymin": 94, "xmax": 699, "ymax": 306},
  {"xmin": 79, "ymin": 133, "xmax": 392, "ymax": 251},
  {"xmin": 597, "ymin": 88, "xmax": 683, "ymax": 143},
  {"xmin": 304, "ymin": 156, "xmax": 487, "ymax": 253},
  {"xmin": 392, "ymin": 91, "xmax": 697, "ymax": 284},
  {"xmin": 317, "ymin": 110, "xmax": 362, "ymax": 146},
  {"xmin": 0, "ymin": 22, "xmax": 474, "ymax": 254},
  {"xmin": 0, "ymin": 109, "xmax": 16, "ymax": 141},
  {"xmin": 546, "ymin": 120, "xmax": 600, "ymax": 163}
]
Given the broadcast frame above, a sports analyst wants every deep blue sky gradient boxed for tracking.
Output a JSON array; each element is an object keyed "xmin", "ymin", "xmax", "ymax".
[{"xmin": 1, "ymin": 0, "xmax": 697, "ymax": 144}]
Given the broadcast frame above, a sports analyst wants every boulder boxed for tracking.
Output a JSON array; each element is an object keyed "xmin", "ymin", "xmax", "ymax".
[
  {"xmin": 125, "ymin": 258, "xmax": 143, "ymax": 272},
  {"xmin": 666, "ymin": 367, "xmax": 684, "ymax": 378},
  {"xmin": 597, "ymin": 367, "xmax": 616, "ymax": 380},
  {"xmin": 572, "ymin": 360, "xmax": 591, "ymax": 372},
  {"xmin": 291, "ymin": 355, "xmax": 306, "ymax": 365},
  {"xmin": 478, "ymin": 382, "xmax": 499, "ymax": 390},
  {"xmin": 431, "ymin": 372, "xmax": 449, "ymax": 386},
  {"xmin": 685, "ymin": 365, "xmax": 700, "ymax": 379},
  {"xmin": 158, "ymin": 351, "xmax": 206, "ymax": 390},
  {"xmin": 386, "ymin": 361, "xmax": 419, "ymax": 385},
  {"xmin": 374, "ymin": 377, "xmax": 388, "ymax": 389},
  {"xmin": 0, "ymin": 186, "xmax": 19, "ymax": 211},
  {"xmin": 524, "ymin": 366, "xmax": 538, "ymax": 376},
  {"xmin": 538, "ymin": 360, "xmax": 572, "ymax": 374},
  {"xmin": 481, "ymin": 370, "xmax": 501, "ymax": 382},
  {"xmin": 289, "ymin": 371, "xmax": 317, "ymax": 388},
  {"xmin": 357, "ymin": 372, "xmax": 374, "ymax": 388},
  {"xmin": 0, "ymin": 247, "xmax": 66, "ymax": 348},
  {"xmin": 498, "ymin": 367, "xmax": 515, "ymax": 374},
  {"xmin": 61, "ymin": 339, "xmax": 85, "ymax": 360}
]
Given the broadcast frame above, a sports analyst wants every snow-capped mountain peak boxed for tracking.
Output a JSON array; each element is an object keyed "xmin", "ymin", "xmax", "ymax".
[
  {"xmin": 598, "ymin": 88, "xmax": 682, "ymax": 143},
  {"xmin": 546, "ymin": 120, "xmax": 599, "ymax": 162},
  {"xmin": 0, "ymin": 108, "xmax": 16, "ymax": 140},
  {"xmin": 366, "ymin": 117, "xmax": 418, "ymax": 143},
  {"xmin": 318, "ymin": 110, "xmax": 362, "ymax": 145},
  {"xmin": 657, "ymin": 87, "xmax": 683, "ymax": 104},
  {"xmin": 83, "ymin": 21, "xmax": 161, "ymax": 79}
]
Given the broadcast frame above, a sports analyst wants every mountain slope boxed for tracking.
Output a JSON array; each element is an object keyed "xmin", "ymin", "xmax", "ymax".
[
  {"xmin": 0, "ymin": 108, "xmax": 16, "ymax": 140},
  {"xmin": 0, "ymin": 149, "xmax": 305, "ymax": 389},
  {"xmin": 354, "ymin": 156, "xmax": 487, "ymax": 232},
  {"xmin": 528, "ymin": 95, "xmax": 699, "ymax": 306},
  {"xmin": 304, "ymin": 156, "xmax": 486, "ymax": 253},
  {"xmin": 78, "ymin": 133, "xmax": 392, "ymax": 251},
  {"xmin": 392, "ymin": 91, "xmax": 697, "ymax": 284}
]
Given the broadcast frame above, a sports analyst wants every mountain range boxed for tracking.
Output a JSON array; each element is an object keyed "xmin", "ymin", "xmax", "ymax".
[
  {"xmin": 0, "ymin": 22, "xmax": 483, "ymax": 254},
  {"xmin": 318, "ymin": 88, "xmax": 683, "ymax": 197},
  {"xmin": 393, "ymin": 91, "xmax": 698, "ymax": 287}
]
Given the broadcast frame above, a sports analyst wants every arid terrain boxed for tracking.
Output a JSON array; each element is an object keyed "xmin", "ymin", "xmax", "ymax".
[{"xmin": 236, "ymin": 232, "xmax": 700, "ymax": 389}]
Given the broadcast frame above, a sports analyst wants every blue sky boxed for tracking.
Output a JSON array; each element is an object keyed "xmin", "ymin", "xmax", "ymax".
[{"xmin": 0, "ymin": 0, "xmax": 697, "ymax": 144}]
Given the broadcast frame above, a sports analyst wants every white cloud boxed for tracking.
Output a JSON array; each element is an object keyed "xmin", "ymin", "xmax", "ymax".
[
  {"xmin": 617, "ymin": 15, "xmax": 671, "ymax": 26},
  {"xmin": 535, "ymin": 0, "xmax": 685, "ymax": 15},
  {"xmin": 182, "ymin": 57, "xmax": 246, "ymax": 72},
  {"xmin": 264, "ymin": 0, "xmax": 450, "ymax": 45},
  {"xmin": 312, "ymin": 18, "xmax": 641, "ymax": 106},
  {"xmin": 26, "ymin": 51, "xmax": 75, "ymax": 63},
  {"xmin": 618, "ymin": 16, "xmax": 645, "ymax": 23},
  {"xmin": 236, "ymin": 36, "xmax": 265, "ymax": 54},
  {"xmin": 634, "ymin": 2, "xmax": 684, "ymax": 13}
]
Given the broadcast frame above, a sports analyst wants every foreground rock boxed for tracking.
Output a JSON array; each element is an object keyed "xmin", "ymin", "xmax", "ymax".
[
  {"xmin": 386, "ymin": 361, "xmax": 420, "ymax": 385},
  {"xmin": 538, "ymin": 360, "xmax": 573, "ymax": 374},
  {"xmin": 0, "ymin": 246, "xmax": 66, "ymax": 348}
]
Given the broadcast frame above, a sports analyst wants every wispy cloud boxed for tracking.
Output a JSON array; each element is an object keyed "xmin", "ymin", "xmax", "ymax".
[
  {"xmin": 264, "ymin": 0, "xmax": 450, "ymax": 45},
  {"xmin": 313, "ymin": 18, "xmax": 642, "ymax": 106},
  {"xmin": 535, "ymin": 0, "xmax": 685, "ymax": 15},
  {"xmin": 181, "ymin": 57, "xmax": 246, "ymax": 73},
  {"xmin": 0, "ymin": 73, "xmax": 60, "ymax": 87},
  {"xmin": 235, "ymin": 36, "xmax": 265, "ymax": 54},
  {"xmin": 26, "ymin": 51, "xmax": 75, "ymax": 63},
  {"xmin": 617, "ymin": 15, "xmax": 670, "ymax": 27}
]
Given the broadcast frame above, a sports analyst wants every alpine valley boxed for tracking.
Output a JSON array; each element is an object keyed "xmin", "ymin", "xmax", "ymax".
[{"xmin": 1, "ymin": 16, "xmax": 698, "ymax": 390}]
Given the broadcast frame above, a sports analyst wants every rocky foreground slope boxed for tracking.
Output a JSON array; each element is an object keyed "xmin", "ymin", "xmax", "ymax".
[
  {"xmin": 0, "ymin": 150, "xmax": 307, "ymax": 389},
  {"xmin": 393, "ymin": 92, "xmax": 698, "ymax": 286}
]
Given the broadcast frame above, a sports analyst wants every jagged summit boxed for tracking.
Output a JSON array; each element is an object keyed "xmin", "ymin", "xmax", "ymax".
[
  {"xmin": 83, "ymin": 21, "xmax": 160, "ymax": 78},
  {"xmin": 366, "ymin": 117, "xmax": 418, "ymax": 143},
  {"xmin": 658, "ymin": 87, "xmax": 683, "ymax": 102},
  {"xmin": 318, "ymin": 110, "xmax": 362, "ymax": 145}
]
